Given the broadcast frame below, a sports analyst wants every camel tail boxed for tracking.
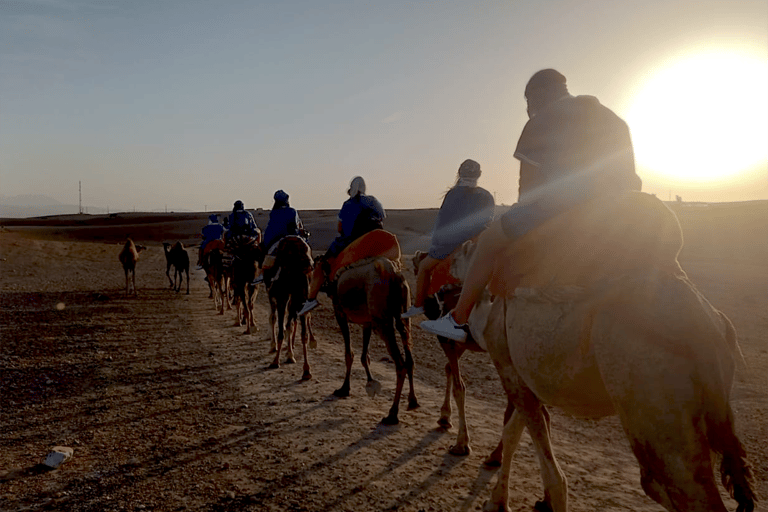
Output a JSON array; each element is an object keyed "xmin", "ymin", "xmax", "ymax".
[{"xmin": 704, "ymin": 314, "xmax": 757, "ymax": 511}]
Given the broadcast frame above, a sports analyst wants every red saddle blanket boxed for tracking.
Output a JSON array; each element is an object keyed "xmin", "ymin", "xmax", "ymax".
[
  {"xmin": 329, "ymin": 230, "xmax": 401, "ymax": 280},
  {"xmin": 489, "ymin": 191, "xmax": 686, "ymax": 297},
  {"xmin": 202, "ymin": 239, "xmax": 225, "ymax": 258}
]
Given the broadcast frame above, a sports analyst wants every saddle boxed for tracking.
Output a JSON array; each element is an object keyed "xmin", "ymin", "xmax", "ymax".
[
  {"xmin": 201, "ymin": 239, "xmax": 225, "ymax": 259},
  {"xmin": 489, "ymin": 191, "xmax": 686, "ymax": 297},
  {"xmin": 329, "ymin": 229, "xmax": 401, "ymax": 282}
]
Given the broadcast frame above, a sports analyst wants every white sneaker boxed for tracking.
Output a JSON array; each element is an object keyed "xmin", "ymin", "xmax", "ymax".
[
  {"xmin": 401, "ymin": 306, "xmax": 425, "ymax": 319},
  {"xmin": 420, "ymin": 314, "xmax": 467, "ymax": 342},
  {"xmin": 298, "ymin": 299, "xmax": 319, "ymax": 316}
]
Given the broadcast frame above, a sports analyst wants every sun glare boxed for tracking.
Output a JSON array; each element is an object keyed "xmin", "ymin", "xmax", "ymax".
[{"xmin": 627, "ymin": 51, "xmax": 768, "ymax": 183}]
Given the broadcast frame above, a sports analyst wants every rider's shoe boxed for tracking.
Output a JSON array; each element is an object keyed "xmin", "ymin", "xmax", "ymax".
[
  {"xmin": 401, "ymin": 306, "xmax": 425, "ymax": 319},
  {"xmin": 420, "ymin": 313, "xmax": 467, "ymax": 342},
  {"xmin": 298, "ymin": 299, "xmax": 319, "ymax": 316},
  {"xmin": 252, "ymin": 274, "xmax": 264, "ymax": 285}
]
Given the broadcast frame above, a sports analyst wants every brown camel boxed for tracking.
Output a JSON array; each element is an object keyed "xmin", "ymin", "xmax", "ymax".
[
  {"xmin": 201, "ymin": 240, "xmax": 230, "ymax": 314},
  {"xmin": 118, "ymin": 238, "xmax": 146, "ymax": 296},
  {"xmin": 452, "ymin": 191, "xmax": 756, "ymax": 512},
  {"xmin": 411, "ymin": 251, "xmax": 511, "ymax": 466},
  {"xmin": 265, "ymin": 236, "xmax": 317, "ymax": 379},
  {"xmin": 327, "ymin": 255, "xmax": 418, "ymax": 425},
  {"xmin": 162, "ymin": 242, "xmax": 189, "ymax": 294},
  {"xmin": 228, "ymin": 234, "xmax": 262, "ymax": 334}
]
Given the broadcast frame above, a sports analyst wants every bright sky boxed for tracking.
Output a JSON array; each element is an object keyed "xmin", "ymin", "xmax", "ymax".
[{"xmin": 1, "ymin": 0, "xmax": 767, "ymax": 212}]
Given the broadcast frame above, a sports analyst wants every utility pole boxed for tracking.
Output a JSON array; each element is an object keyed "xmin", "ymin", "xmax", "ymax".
[{"xmin": 79, "ymin": 181, "xmax": 82, "ymax": 214}]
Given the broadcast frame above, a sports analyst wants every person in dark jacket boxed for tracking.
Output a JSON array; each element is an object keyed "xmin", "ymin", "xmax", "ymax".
[
  {"xmin": 226, "ymin": 200, "xmax": 259, "ymax": 241},
  {"xmin": 197, "ymin": 213, "xmax": 227, "ymax": 269},
  {"xmin": 421, "ymin": 69, "xmax": 642, "ymax": 341},
  {"xmin": 298, "ymin": 176, "xmax": 385, "ymax": 315},
  {"xmin": 254, "ymin": 190, "xmax": 305, "ymax": 285},
  {"xmin": 401, "ymin": 159, "xmax": 495, "ymax": 318}
]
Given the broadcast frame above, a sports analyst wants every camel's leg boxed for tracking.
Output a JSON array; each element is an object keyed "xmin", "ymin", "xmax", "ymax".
[
  {"xmin": 485, "ymin": 397, "xmax": 515, "ymax": 468},
  {"xmin": 333, "ymin": 312, "xmax": 353, "ymax": 398},
  {"xmin": 284, "ymin": 304, "xmax": 297, "ymax": 365},
  {"xmin": 299, "ymin": 315, "xmax": 311, "ymax": 380},
  {"xmin": 244, "ymin": 287, "xmax": 255, "ymax": 334},
  {"xmin": 269, "ymin": 299, "xmax": 284, "ymax": 368},
  {"xmin": 361, "ymin": 326, "xmax": 374, "ymax": 383},
  {"xmin": 224, "ymin": 277, "xmax": 231, "ymax": 310},
  {"xmin": 397, "ymin": 316, "xmax": 418, "ymax": 412},
  {"xmin": 378, "ymin": 320, "xmax": 407, "ymax": 426},
  {"xmin": 185, "ymin": 269, "xmax": 189, "ymax": 294},
  {"xmin": 307, "ymin": 312, "xmax": 317, "ymax": 349},
  {"xmin": 166, "ymin": 261, "xmax": 174, "ymax": 288},
  {"xmin": 268, "ymin": 298, "xmax": 278, "ymax": 353},
  {"xmin": 592, "ymin": 312, "xmax": 744, "ymax": 512},
  {"xmin": 442, "ymin": 341, "xmax": 471, "ymax": 456},
  {"xmin": 131, "ymin": 269, "xmax": 137, "ymax": 296},
  {"xmin": 483, "ymin": 409, "xmax": 527, "ymax": 512},
  {"xmin": 439, "ymin": 360, "xmax": 454, "ymax": 428},
  {"xmin": 124, "ymin": 268, "xmax": 130, "ymax": 295}
]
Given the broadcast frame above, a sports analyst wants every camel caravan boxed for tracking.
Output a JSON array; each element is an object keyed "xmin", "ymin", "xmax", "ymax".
[{"xmin": 112, "ymin": 70, "xmax": 756, "ymax": 512}]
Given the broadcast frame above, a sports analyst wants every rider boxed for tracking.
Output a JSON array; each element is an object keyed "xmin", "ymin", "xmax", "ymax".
[
  {"xmin": 298, "ymin": 176, "xmax": 385, "ymax": 315},
  {"xmin": 197, "ymin": 213, "xmax": 227, "ymax": 269},
  {"xmin": 420, "ymin": 69, "xmax": 642, "ymax": 341},
  {"xmin": 226, "ymin": 200, "xmax": 260, "ymax": 243},
  {"xmin": 401, "ymin": 159, "xmax": 495, "ymax": 319},
  {"xmin": 253, "ymin": 189, "xmax": 306, "ymax": 285}
]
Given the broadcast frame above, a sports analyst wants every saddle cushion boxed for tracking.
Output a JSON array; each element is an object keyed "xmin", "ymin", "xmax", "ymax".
[
  {"xmin": 329, "ymin": 229, "xmax": 401, "ymax": 281},
  {"xmin": 202, "ymin": 239, "xmax": 225, "ymax": 258},
  {"xmin": 489, "ymin": 191, "xmax": 685, "ymax": 297}
]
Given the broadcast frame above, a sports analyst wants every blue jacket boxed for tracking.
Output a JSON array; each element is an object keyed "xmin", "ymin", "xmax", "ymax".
[
  {"xmin": 201, "ymin": 223, "xmax": 226, "ymax": 246},
  {"xmin": 263, "ymin": 205, "xmax": 302, "ymax": 250},
  {"xmin": 429, "ymin": 186, "xmax": 495, "ymax": 259}
]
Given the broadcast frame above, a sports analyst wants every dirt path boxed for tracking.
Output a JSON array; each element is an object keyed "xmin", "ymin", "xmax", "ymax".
[{"xmin": 1, "ymin": 233, "xmax": 764, "ymax": 511}]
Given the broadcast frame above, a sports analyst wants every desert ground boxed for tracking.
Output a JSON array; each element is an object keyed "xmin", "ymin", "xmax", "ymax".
[{"xmin": 1, "ymin": 202, "xmax": 766, "ymax": 512}]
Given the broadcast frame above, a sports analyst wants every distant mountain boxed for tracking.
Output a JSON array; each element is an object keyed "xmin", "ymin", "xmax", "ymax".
[{"xmin": 0, "ymin": 194, "xmax": 63, "ymax": 206}]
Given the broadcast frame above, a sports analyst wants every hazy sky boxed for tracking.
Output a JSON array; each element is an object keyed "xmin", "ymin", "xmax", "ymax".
[{"xmin": 2, "ymin": 0, "xmax": 767, "ymax": 212}]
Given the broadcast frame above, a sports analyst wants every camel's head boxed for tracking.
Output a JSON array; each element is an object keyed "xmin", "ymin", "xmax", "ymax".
[
  {"xmin": 411, "ymin": 251, "xmax": 428, "ymax": 275},
  {"xmin": 449, "ymin": 240, "xmax": 476, "ymax": 283}
]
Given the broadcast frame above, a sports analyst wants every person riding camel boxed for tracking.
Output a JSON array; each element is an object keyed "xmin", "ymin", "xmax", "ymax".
[
  {"xmin": 298, "ymin": 176, "xmax": 385, "ymax": 316},
  {"xmin": 197, "ymin": 213, "xmax": 227, "ymax": 269},
  {"xmin": 226, "ymin": 200, "xmax": 260, "ymax": 244},
  {"xmin": 420, "ymin": 69, "xmax": 642, "ymax": 341},
  {"xmin": 253, "ymin": 190, "xmax": 306, "ymax": 285},
  {"xmin": 401, "ymin": 159, "xmax": 495, "ymax": 319}
]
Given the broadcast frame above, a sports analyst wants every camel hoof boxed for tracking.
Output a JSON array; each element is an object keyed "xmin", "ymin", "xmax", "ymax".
[
  {"xmin": 381, "ymin": 415, "xmax": 399, "ymax": 426},
  {"xmin": 437, "ymin": 418, "xmax": 452, "ymax": 429},
  {"xmin": 483, "ymin": 457, "xmax": 502, "ymax": 468},
  {"xmin": 285, "ymin": 357, "xmax": 296, "ymax": 365},
  {"xmin": 301, "ymin": 371, "xmax": 312, "ymax": 381},
  {"xmin": 533, "ymin": 500, "xmax": 554, "ymax": 512},
  {"xmin": 268, "ymin": 362, "xmax": 280, "ymax": 369},
  {"xmin": 333, "ymin": 388, "xmax": 350, "ymax": 398},
  {"xmin": 407, "ymin": 400, "xmax": 420, "ymax": 411},
  {"xmin": 448, "ymin": 444, "xmax": 471, "ymax": 456}
]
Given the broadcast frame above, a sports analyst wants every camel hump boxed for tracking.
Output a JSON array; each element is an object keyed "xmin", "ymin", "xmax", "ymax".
[
  {"xmin": 330, "ymin": 230, "xmax": 401, "ymax": 281},
  {"xmin": 490, "ymin": 191, "xmax": 685, "ymax": 295}
]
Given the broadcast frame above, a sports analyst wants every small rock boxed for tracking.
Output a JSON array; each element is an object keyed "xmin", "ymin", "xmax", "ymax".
[
  {"xmin": 43, "ymin": 446, "xmax": 73, "ymax": 469},
  {"xmin": 225, "ymin": 491, "xmax": 236, "ymax": 500}
]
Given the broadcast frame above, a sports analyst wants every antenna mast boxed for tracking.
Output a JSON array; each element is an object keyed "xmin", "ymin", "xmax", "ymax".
[{"xmin": 79, "ymin": 181, "xmax": 83, "ymax": 214}]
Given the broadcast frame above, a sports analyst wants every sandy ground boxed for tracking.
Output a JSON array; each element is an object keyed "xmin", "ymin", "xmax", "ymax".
[{"xmin": 0, "ymin": 204, "xmax": 766, "ymax": 512}]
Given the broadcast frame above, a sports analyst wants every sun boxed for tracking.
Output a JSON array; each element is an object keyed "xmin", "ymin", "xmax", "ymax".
[{"xmin": 627, "ymin": 51, "xmax": 768, "ymax": 183}]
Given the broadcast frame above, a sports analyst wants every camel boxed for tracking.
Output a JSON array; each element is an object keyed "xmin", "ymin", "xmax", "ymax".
[
  {"xmin": 162, "ymin": 242, "xmax": 190, "ymax": 294},
  {"xmin": 228, "ymin": 234, "xmax": 262, "ymax": 334},
  {"xmin": 451, "ymin": 191, "xmax": 755, "ymax": 512},
  {"xmin": 201, "ymin": 239, "xmax": 230, "ymax": 314},
  {"xmin": 326, "ymin": 255, "xmax": 418, "ymax": 425},
  {"xmin": 265, "ymin": 236, "xmax": 317, "ymax": 379},
  {"xmin": 118, "ymin": 238, "xmax": 146, "ymax": 296},
  {"xmin": 411, "ymin": 251, "xmax": 511, "ymax": 466}
]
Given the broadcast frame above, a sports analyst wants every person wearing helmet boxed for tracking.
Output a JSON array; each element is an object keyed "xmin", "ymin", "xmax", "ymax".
[
  {"xmin": 197, "ymin": 213, "xmax": 227, "ymax": 269},
  {"xmin": 253, "ymin": 190, "xmax": 306, "ymax": 285},
  {"xmin": 298, "ymin": 176, "xmax": 385, "ymax": 316},
  {"xmin": 226, "ymin": 200, "xmax": 260, "ymax": 241}
]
